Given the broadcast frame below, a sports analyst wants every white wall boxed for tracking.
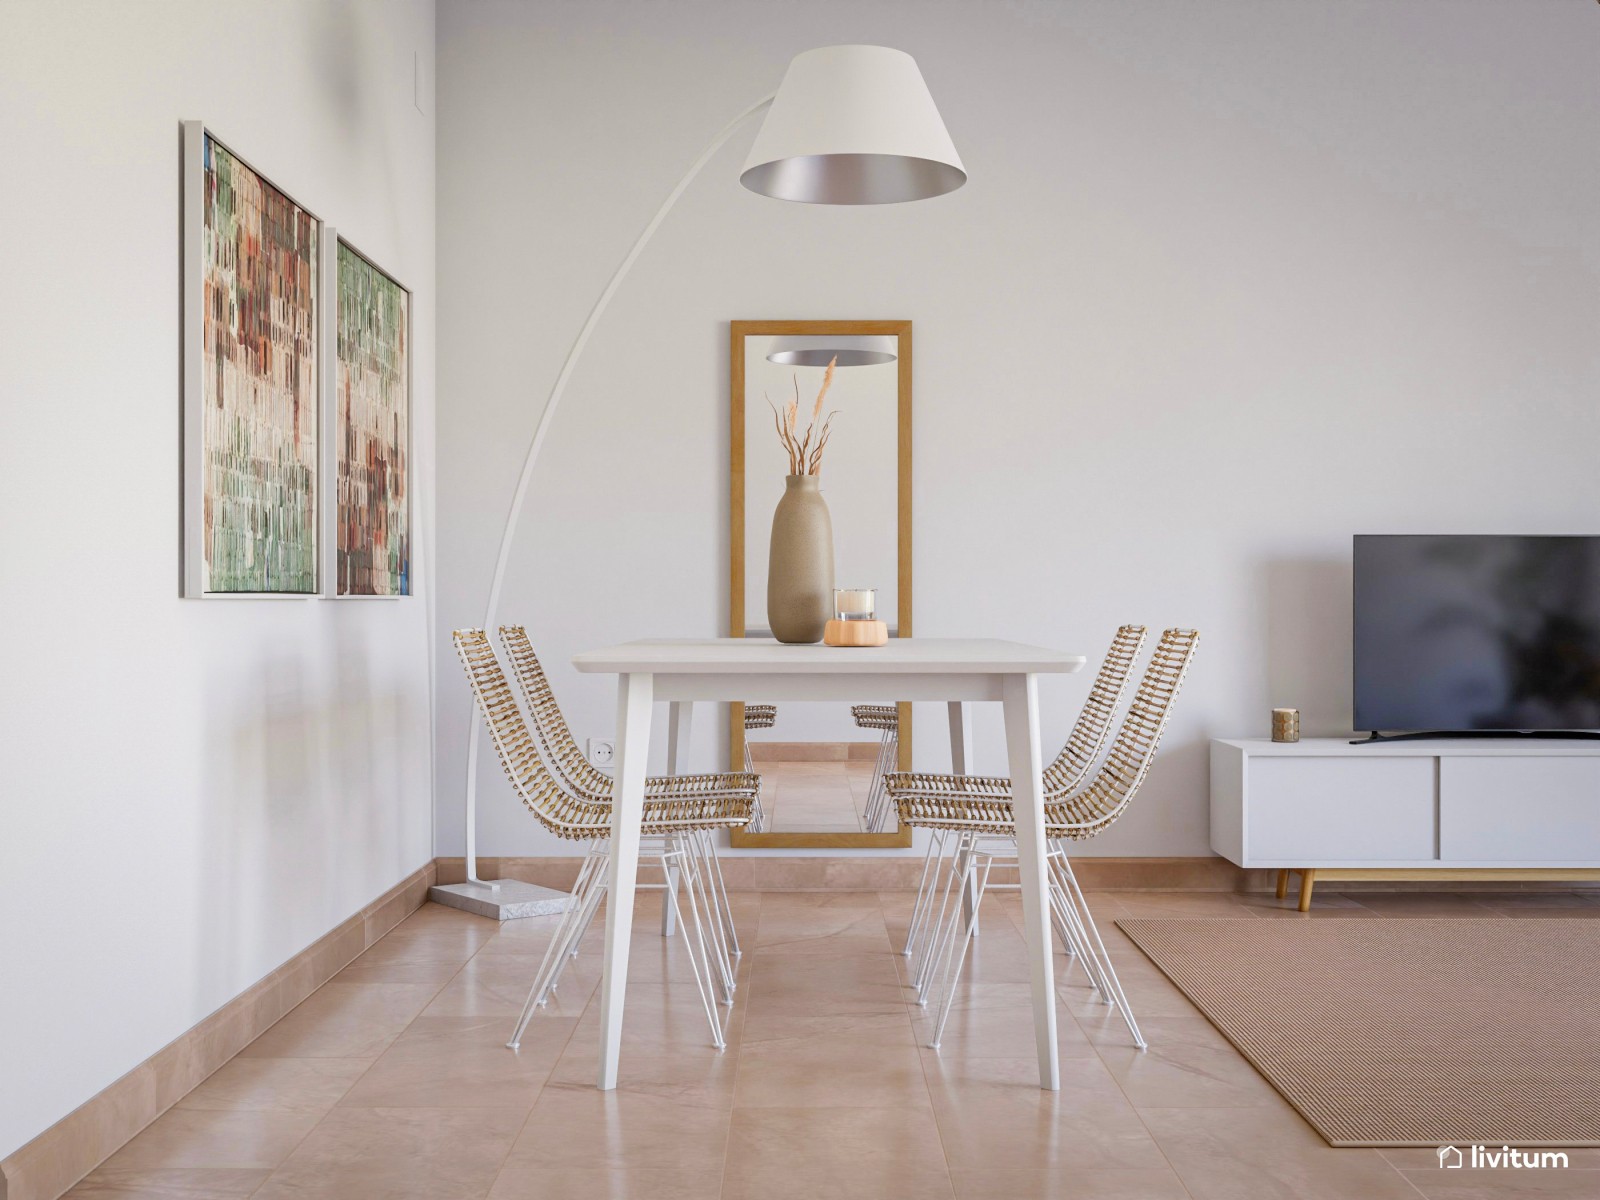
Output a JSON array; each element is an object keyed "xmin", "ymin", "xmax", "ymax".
[
  {"xmin": 0, "ymin": 0, "xmax": 436, "ymax": 1158},
  {"xmin": 435, "ymin": 0, "xmax": 1599, "ymax": 861}
]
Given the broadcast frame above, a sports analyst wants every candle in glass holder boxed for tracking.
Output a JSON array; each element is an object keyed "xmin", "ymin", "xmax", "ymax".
[{"xmin": 834, "ymin": 588, "xmax": 876, "ymax": 621}]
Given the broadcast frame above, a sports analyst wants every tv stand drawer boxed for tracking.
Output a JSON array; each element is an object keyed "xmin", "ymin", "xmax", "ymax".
[
  {"xmin": 1246, "ymin": 757, "xmax": 1435, "ymax": 861},
  {"xmin": 1441, "ymin": 757, "xmax": 1600, "ymax": 861}
]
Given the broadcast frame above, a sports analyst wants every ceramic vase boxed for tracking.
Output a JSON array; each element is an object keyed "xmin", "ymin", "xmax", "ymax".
[{"xmin": 767, "ymin": 474, "xmax": 834, "ymax": 643}]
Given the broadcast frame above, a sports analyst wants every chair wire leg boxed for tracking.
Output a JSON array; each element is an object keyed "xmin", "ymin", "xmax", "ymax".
[
  {"xmin": 508, "ymin": 840, "xmax": 605, "ymax": 1049},
  {"xmin": 681, "ymin": 832, "xmax": 736, "ymax": 1003},
  {"xmin": 1056, "ymin": 851, "xmax": 1146, "ymax": 1049},
  {"xmin": 700, "ymin": 829, "xmax": 742, "ymax": 956},
  {"xmin": 666, "ymin": 838, "xmax": 728, "ymax": 1049},
  {"xmin": 917, "ymin": 832, "xmax": 974, "ymax": 1004},
  {"xmin": 911, "ymin": 829, "xmax": 965, "ymax": 996},
  {"xmin": 902, "ymin": 828, "xmax": 945, "ymax": 956},
  {"xmin": 929, "ymin": 853, "xmax": 993, "ymax": 1050},
  {"xmin": 1045, "ymin": 851, "xmax": 1108, "ymax": 999}
]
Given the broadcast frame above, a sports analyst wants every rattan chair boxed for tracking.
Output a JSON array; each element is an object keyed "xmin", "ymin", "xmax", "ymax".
[
  {"xmin": 741, "ymin": 705, "xmax": 777, "ymax": 830},
  {"xmin": 454, "ymin": 629, "xmax": 755, "ymax": 1053},
  {"xmin": 497, "ymin": 626, "xmax": 758, "ymax": 989},
  {"xmin": 894, "ymin": 625, "xmax": 1147, "ymax": 979},
  {"xmin": 850, "ymin": 704, "xmax": 900, "ymax": 832},
  {"xmin": 889, "ymin": 627, "xmax": 1197, "ymax": 1051}
]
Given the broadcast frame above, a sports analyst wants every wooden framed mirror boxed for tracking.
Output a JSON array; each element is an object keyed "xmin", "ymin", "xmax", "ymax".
[{"xmin": 728, "ymin": 320, "xmax": 913, "ymax": 847}]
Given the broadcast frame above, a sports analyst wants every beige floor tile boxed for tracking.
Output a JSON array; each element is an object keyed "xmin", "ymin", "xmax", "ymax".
[
  {"xmin": 910, "ymin": 982, "xmax": 1102, "ymax": 1059},
  {"xmin": 545, "ymin": 1039, "xmax": 739, "ymax": 1104},
  {"xmin": 743, "ymin": 952, "xmax": 907, "ymax": 1017},
  {"xmin": 1398, "ymin": 1168, "xmax": 1600, "ymax": 1198},
  {"xmin": 64, "ymin": 1167, "xmax": 272, "ymax": 1198},
  {"xmin": 1091, "ymin": 1013, "xmax": 1283, "ymax": 1108},
  {"xmin": 175, "ymin": 1058, "xmax": 369, "ymax": 1113},
  {"xmin": 755, "ymin": 899, "xmax": 893, "ymax": 955},
  {"xmin": 97, "ymin": 1108, "xmax": 322, "ymax": 1170},
  {"xmin": 733, "ymin": 1029, "xmax": 931, "ymax": 1108},
  {"xmin": 501, "ymin": 1088, "xmax": 731, "ymax": 1171},
  {"xmin": 949, "ymin": 1166, "xmax": 1191, "ymax": 1199},
  {"xmin": 1341, "ymin": 891, "xmax": 1503, "ymax": 917},
  {"xmin": 1140, "ymin": 1104, "xmax": 1419, "ymax": 1199},
  {"xmin": 722, "ymin": 1106, "xmax": 954, "ymax": 1200},
  {"xmin": 421, "ymin": 952, "xmax": 556, "ymax": 1018},
  {"xmin": 336, "ymin": 1014, "xmax": 571, "ymax": 1109},
  {"xmin": 240, "ymin": 983, "xmax": 441, "ymax": 1059},
  {"xmin": 487, "ymin": 1167, "xmax": 723, "ymax": 1199},
  {"xmin": 252, "ymin": 1106, "xmax": 525, "ymax": 1199},
  {"xmin": 922, "ymin": 1055, "xmax": 1167, "ymax": 1171}
]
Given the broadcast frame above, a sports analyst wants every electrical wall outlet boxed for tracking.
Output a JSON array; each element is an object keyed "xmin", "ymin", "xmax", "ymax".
[{"xmin": 587, "ymin": 738, "xmax": 616, "ymax": 770}]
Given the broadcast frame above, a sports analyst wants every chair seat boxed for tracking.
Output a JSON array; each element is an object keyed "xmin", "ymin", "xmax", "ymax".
[
  {"xmin": 644, "ymin": 771, "xmax": 762, "ymax": 802},
  {"xmin": 886, "ymin": 771, "xmax": 1110, "ymax": 841},
  {"xmin": 851, "ymin": 703, "xmax": 899, "ymax": 732}
]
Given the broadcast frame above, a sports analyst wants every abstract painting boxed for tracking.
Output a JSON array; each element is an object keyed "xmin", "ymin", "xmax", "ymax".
[
  {"xmin": 333, "ymin": 241, "xmax": 410, "ymax": 596},
  {"xmin": 188, "ymin": 129, "xmax": 320, "ymax": 594}
]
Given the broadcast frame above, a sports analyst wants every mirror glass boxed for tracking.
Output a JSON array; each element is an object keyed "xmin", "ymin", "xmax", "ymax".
[{"xmin": 730, "ymin": 322, "xmax": 911, "ymax": 844}]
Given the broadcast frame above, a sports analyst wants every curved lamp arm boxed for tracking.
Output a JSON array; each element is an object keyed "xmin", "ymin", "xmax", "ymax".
[{"xmin": 461, "ymin": 93, "xmax": 776, "ymax": 886}]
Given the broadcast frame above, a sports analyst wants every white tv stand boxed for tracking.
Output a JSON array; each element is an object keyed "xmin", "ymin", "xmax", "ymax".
[{"xmin": 1211, "ymin": 738, "xmax": 1600, "ymax": 910}]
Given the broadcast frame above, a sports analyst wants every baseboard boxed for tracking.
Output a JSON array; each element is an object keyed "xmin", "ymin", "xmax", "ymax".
[
  {"xmin": 435, "ymin": 854, "xmax": 1273, "ymax": 893},
  {"xmin": 0, "ymin": 862, "xmax": 436, "ymax": 1200}
]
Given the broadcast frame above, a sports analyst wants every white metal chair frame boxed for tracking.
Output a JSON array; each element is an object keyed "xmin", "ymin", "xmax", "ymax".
[
  {"xmin": 851, "ymin": 703, "xmax": 900, "ymax": 831},
  {"xmin": 895, "ymin": 626, "xmax": 1147, "ymax": 982},
  {"xmin": 496, "ymin": 626, "xmax": 755, "ymax": 994},
  {"xmin": 453, "ymin": 629, "xmax": 755, "ymax": 1052},
  {"xmin": 891, "ymin": 628, "xmax": 1197, "ymax": 1052}
]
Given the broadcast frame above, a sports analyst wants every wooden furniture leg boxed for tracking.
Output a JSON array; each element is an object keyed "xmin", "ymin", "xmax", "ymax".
[
  {"xmin": 1276, "ymin": 869, "xmax": 1289, "ymax": 901},
  {"xmin": 1298, "ymin": 868, "xmax": 1316, "ymax": 913}
]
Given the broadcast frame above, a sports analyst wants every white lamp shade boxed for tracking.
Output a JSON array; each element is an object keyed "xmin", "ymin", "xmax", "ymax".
[{"xmin": 741, "ymin": 45, "xmax": 966, "ymax": 205}]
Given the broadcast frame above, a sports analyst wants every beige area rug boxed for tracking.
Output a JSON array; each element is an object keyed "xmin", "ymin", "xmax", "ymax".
[{"xmin": 1115, "ymin": 918, "xmax": 1600, "ymax": 1147}]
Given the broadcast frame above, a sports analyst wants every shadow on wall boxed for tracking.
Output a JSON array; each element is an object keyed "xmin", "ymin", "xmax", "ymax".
[{"xmin": 1262, "ymin": 558, "xmax": 1352, "ymax": 737}]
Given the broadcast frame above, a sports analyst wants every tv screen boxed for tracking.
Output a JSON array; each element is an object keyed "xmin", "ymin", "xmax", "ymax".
[{"xmin": 1353, "ymin": 535, "xmax": 1600, "ymax": 733}]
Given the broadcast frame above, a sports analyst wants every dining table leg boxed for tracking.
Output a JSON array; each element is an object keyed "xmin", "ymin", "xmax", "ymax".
[
  {"xmin": 1002, "ymin": 671, "xmax": 1059, "ymax": 1090},
  {"xmin": 947, "ymin": 701, "xmax": 978, "ymax": 931},
  {"xmin": 660, "ymin": 700, "xmax": 694, "ymax": 936},
  {"xmin": 598, "ymin": 671, "xmax": 653, "ymax": 1090}
]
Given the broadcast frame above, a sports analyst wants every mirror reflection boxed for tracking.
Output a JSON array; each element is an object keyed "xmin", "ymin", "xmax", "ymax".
[{"xmin": 730, "ymin": 322, "xmax": 911, "ymax": 842}]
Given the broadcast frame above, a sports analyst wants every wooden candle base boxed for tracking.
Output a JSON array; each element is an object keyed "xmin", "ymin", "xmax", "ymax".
[{"xmin": 823, "ymin": 618, "xmax": 888, "ymax": 647}]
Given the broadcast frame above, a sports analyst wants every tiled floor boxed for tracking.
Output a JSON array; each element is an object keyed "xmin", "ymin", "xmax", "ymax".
[
  {"xmin": 759, "ymin": 759, "xmax": 876, "ymax": 832},
  {"xmin": 70, "ymin": 887, "xmax": 1600, "ymax": 1199}
]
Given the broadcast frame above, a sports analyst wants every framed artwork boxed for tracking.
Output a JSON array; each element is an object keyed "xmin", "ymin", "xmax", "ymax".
[
  {"xmin": 323, "ymin": 238, "xmax": 411, "ymax": 597},
  {"xmin": 181, "ymin": 121, "xmax": 323, "ymax": 597}
]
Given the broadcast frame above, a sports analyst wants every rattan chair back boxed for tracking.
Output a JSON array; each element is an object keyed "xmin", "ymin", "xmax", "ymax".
[
  {"xmin": 1043, "ymin": 624, "xmax": 1146, "ymax": 795},
  {"xmin": 1047, "ymin": 628, "xmax": 1199, "ymax": 838},
  {"xmin": 498, "ymin": 625, "xmax": 614, "ymax": 802},
  {"xmin": 454, "ymin": 628, "xmax": 608, "ymax": 840}
]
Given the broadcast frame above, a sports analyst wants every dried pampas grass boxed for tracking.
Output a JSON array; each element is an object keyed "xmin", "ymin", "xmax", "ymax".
[{"xmin": 767, "ymin": 355, "xmax": 840, "ymax": 476}]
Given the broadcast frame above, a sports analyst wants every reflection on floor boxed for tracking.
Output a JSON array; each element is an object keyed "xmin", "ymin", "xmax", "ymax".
[
  {"xmin": 757, "ymin": 758, "xmax": 877, "ymax": 833},
  {"xmin": 69, "ymin": 888, "xmax": 1600, "ymax": 1199}
]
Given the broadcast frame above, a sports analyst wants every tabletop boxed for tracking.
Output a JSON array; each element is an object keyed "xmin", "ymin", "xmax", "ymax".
[{"xmin": 572, "ymin": 637, "xmax": 1086, "ymax": 676}]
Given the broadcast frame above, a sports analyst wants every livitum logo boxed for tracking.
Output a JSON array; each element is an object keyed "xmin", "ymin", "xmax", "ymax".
[{"xmin": 1437, "ymin": 1145, "xmax": 1571, "ymax": 1169}]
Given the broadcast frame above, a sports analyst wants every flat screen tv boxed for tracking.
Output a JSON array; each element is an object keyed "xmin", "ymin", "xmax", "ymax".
[{"xmin": 1353, "ymin": 535, "xmax": 1600, "ymax": 736}]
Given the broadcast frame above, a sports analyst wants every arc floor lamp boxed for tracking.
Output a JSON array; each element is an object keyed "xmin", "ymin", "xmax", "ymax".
[{"xmin": 434, "ymin": 44, "xmax": 966, "ymax": 918}]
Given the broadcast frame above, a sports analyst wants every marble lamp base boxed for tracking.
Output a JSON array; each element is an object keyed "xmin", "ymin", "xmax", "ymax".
[{"xmin": 429, "ymin": 879, "xmax": 573, "ymax": 921}]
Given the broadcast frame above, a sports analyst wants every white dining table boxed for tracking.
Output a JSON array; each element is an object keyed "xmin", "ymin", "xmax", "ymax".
[{"xmin": 572, "ymin": 636, "xmax": 1087, "ymax": 1091}]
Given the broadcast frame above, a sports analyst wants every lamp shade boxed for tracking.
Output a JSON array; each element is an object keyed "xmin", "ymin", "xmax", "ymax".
[
  {"xmin": 767, "ymin": 335, "xmax": 898, "ymax": 367},
  {"xmin": 741, "ymin": 45, "xmax": 966, "ymax": 205}
]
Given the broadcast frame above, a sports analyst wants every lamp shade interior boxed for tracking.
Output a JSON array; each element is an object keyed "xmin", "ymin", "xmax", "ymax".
[
  {"xmin": 767, "ymin": 335, "xmax": 898, "ymax": 368},
  {"xmin": 741, "ymin": 45, "xmax": 965, "ymax": 205}
]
